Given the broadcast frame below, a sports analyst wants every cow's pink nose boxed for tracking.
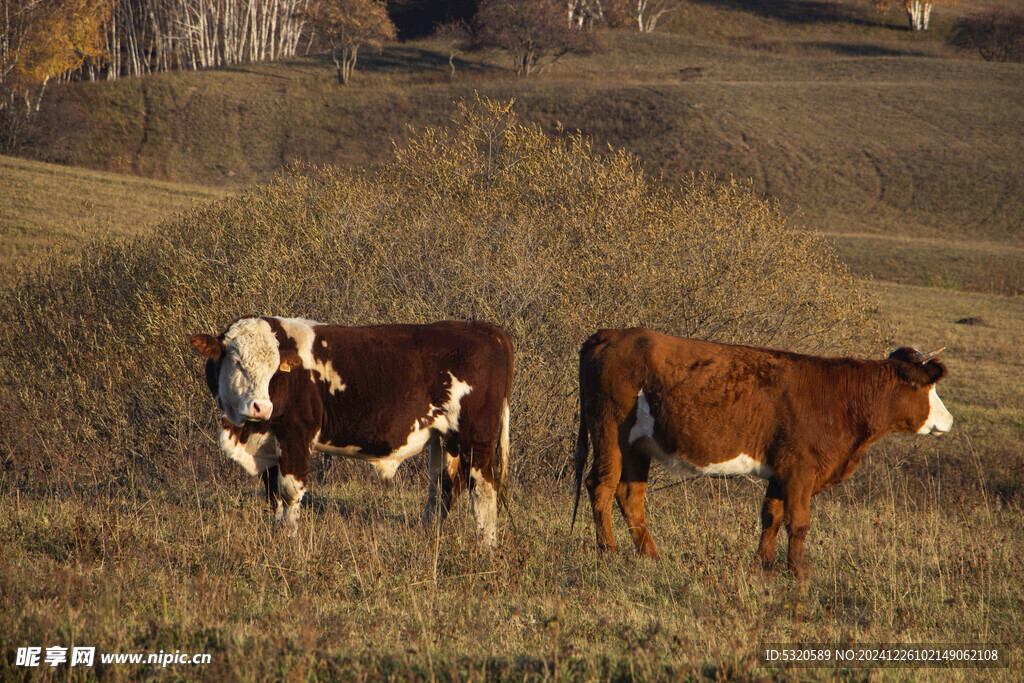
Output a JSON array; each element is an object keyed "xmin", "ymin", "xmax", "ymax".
[{"xmin": 250, "ymin": 401, "xmax": 273, "ymax": 420}]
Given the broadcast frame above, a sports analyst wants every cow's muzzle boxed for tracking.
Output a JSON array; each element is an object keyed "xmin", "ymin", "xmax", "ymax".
[{"xmin": 241, "ymin": 400, "xmax": 273, "ymax": 422}]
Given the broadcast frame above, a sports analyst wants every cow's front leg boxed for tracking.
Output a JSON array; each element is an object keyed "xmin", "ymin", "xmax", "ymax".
[
  {"xmin": 784, "ymin": 477, "xmax": 814, "ymax": 580},
  {"xmin": 262, "ymin": 465, "xmax": 283, "ymax": 523},
  {"xmin": 275, "ymin": 436, "xmax": 312, "ymax": 537},
  {"xmin": 277, "ymin": 470, "xmax": 307, "ymax": 535}
]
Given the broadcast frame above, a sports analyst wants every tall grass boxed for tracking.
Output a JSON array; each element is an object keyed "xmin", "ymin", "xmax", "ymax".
[{"xmin": 1, "ymin": 475, "xmax": 1019, "ymax": 679}]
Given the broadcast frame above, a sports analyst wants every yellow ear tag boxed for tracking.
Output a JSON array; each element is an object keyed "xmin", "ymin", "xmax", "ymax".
[{"xmin": 279, "ymin": 363, "xmax": 292, "ymax": 373}]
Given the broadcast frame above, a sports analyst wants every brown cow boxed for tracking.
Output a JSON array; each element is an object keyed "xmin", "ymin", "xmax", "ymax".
[
  {"xmin": 190, "ymin": 317, "xmax": 513, "ymax": 545},
  {"xmin": 571, "ymin": 328, "xmax": 953, "ymax": 577}
]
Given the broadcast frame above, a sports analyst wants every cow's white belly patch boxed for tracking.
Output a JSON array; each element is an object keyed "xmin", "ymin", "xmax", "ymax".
[
  {"xmin": 220, "ymin": 427, "xmax": 280, "ymax": 476},
  {"xmin": 314, "ymin": 423, "xmax": 433, "ymax": 479},
  {"xmin": 628, "ymin": 390, "xmax": 775, "ymax": 480},
  {"xmin": 696, "ymin": 453, "xmax": 775, "ymax": 478},
  {"xmin": 629, "ymin": 390, "xmax": 656, "ymax": 444},
  {"xmin": 370, "ymin": 422, "xmax": 434, "ymax": 479}
]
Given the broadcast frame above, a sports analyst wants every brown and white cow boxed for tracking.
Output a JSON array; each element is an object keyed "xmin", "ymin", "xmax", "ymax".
[
  {"xmin": 190, "ymin": 317, "xmax": 513, "ymax": 545},
  {"xmin": 571, "ymin": 328, "xmax": 953, "ymax": 577}
]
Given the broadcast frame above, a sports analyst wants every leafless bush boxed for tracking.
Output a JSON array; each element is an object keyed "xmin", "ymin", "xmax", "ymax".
[
  {"xmin": 433, "ymin": 20, "xmax": 471, "ymax": 78},
  {"xmin": 474, "ymin": 0, "xmax": 599, "ymax": 76},
  {"xmin": 0, "ymin": 96, "xmax": 880, "ymax": 492},
  {"xmin": 949, "ymin": 9, "xmax": 1024, "ymax": 63}
]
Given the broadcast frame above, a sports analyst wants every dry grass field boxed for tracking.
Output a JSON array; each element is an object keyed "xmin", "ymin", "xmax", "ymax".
[
  {"xmin": 2, "ymin": 455, "xmax": 1021, "ymax": 680},
  {"xmin": 2, "ymin": 0, "xmax": 1022, "ymax": 679}
]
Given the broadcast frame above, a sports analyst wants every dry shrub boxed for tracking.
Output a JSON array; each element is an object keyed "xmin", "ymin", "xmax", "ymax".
[
  {"xmin": 0, "ymin": 96, "xmax": 880, "ymax": 492},
  {"xmin": 950, "ymin": 9, "xmax": 1024, "ymax": 63},
  {"xmin": 473, "ymin": 0, "xmax": 600, "ymax": 76}
]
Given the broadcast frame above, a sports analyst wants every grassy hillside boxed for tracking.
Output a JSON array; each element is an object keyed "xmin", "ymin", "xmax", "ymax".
[
  {"xmin": 20, "ymin": 15, "xmax": 1023, "ymax": 293},
  {"xmin": 869, "ymin": 281, "xmax": 1024, "ymax": 499},
  {"xmin": 0, "ymin": 155, "xmax": 225, "ymax": 271}
]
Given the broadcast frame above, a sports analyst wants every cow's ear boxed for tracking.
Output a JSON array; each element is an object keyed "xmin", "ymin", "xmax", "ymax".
[
  {"xmin": 279, "ymin": 350, "xmax": 302, "ymax": 373},
  {"xmin": 894, "ymin": 359, "xmax": 947, "ymax": 388},
  {"xmin": 190, "ymin": 334, "xmax": 223, "ymax": 359},
  {"xmin": 922, "ymin": 360, "xmax": 947, "ymax": 385}
]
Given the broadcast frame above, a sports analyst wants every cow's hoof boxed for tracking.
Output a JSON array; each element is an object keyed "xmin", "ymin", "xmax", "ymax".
[
  {"xmin": 788, "ymin": 565, "xmax": 810, "ymax": 583},
  {"xmin": 273, "ymin": 519, "xmax": 299, "ymax": 538}
]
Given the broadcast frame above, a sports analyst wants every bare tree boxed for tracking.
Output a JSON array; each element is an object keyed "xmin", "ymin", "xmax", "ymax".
[
  {"xmin": 475, "ymin": 0, "xmax": 597, "ymax": 77},
  {"xmin": 434, "ymin": 19, "xmax": 468, "ymax": 79},
  {"xmin": 306, "ymin": 0, "xmax": 395, "ymax": 84},
  {"xmin": 950, "ymin": 9, "xmax": 1024, "ymax": 62}
]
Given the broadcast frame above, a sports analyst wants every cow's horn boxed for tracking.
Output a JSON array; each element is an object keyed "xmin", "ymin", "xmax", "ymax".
[{"xmin": 915, "ymin": 347, "xmax": 945, "ymax": 364}]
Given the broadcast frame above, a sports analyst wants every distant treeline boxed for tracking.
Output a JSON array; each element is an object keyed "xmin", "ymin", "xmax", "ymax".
[
  {"xmin": 91, "ymin": 0, "xmax": 310, "ymax": 78},
  {"xmin": 71, "ymin": 0, "xmax": 639, "ymax": 80},
  {"xmin": 73, "ymin": 0, "xmax": 480, "ymax": 79}
]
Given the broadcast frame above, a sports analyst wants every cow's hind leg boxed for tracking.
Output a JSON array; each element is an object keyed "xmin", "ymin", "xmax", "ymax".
[
  {"xmin": 615, "ymin": 447, "xmax": 658, "ymax": 558},
  {"xmin": 466, "ymin": 439, "xmax": 499, "ymax": 548},
  {"xmin": 422, "ymin": 434, "xmax": 460, "ymax": 525},
  {"xmin": 586, "ymin": 426, "xmax": 623, "ymax": 553},
  {"xmin": 754, "ymin": 478, "xmax": 785, "ymax": 571}
]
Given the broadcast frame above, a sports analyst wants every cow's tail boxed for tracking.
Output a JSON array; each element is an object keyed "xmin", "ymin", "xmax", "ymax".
[
  {"xmin": 570, "ymin": 349, "xmax": 591, "ymax": 534},
  {"xmin": 570, "ymin": 404, "xmax": 589, "ymax": 533},
  {"xmin": 494, "ymin": 327, "xmax": 514, "ymax": 503},
  {"xmin": 496, "ymin": 397, "xmax": 511, "ymax": 499}
]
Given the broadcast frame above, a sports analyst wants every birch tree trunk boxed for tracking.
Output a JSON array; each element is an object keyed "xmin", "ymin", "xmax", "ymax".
[
  {"xmin": 343, "ymin": 44, "xmax": 357, "ymax": 84},
  {"xmin": 906, "ymin": 0, "xmax": 932, "ymax": 30},
  {"xmin": 637, "ymin": 0, "xmax": 675, "ymax": 32},
  {"xmin": 332, "ymin": 45, "xmax": 358, "ymax": 85}
]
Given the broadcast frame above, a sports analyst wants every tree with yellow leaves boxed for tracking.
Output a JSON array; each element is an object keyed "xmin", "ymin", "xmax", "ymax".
[
  {"xmin": 306, "ymin": 0, "xmax": 395, "ymax": 85},
  {"xmin": 1, "ymin": 0, "xmax": 109, "ymax": 148}
]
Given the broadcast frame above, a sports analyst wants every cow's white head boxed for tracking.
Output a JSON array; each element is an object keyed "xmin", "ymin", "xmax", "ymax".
[
  {"xmin": 888, "ymin": 346, "xmax": 953, "ymax": 436},
  {"xmin": 191, "ymin": 317, "xmax": 298, "ymax": 426}
]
